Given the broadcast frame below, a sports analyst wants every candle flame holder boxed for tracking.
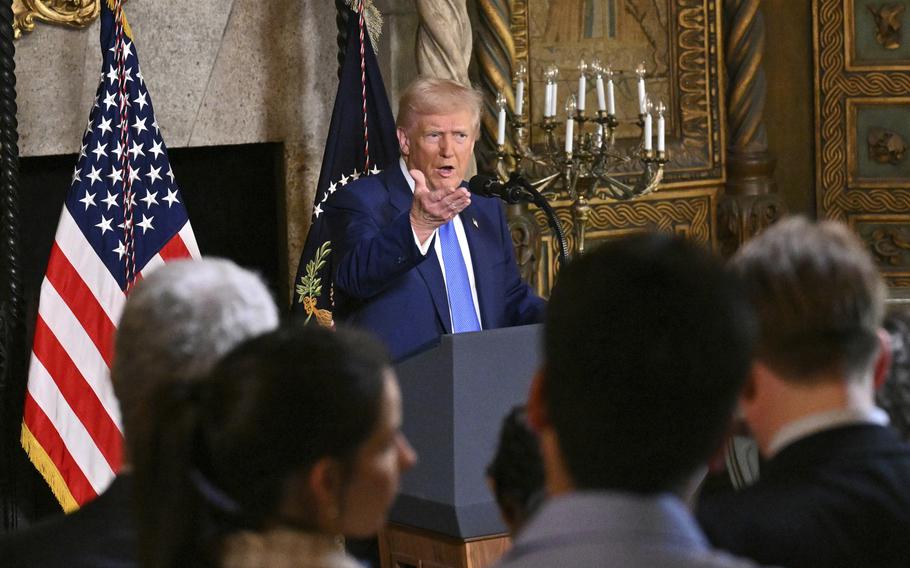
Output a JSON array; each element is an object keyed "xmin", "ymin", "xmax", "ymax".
[{"xmin": 495, "ymin": 63, "xmax": 668, "ymax": 257}]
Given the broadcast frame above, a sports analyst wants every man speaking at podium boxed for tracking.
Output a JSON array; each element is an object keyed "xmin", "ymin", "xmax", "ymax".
[{"xmin": 326, "ymin": 77, "xmax": 544, "ymax": 360}]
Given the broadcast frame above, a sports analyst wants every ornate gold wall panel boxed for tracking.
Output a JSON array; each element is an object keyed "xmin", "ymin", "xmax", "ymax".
[
  {"xmin": 474, "ymin": 0, "xmax": 726, "ymax": 292},
  {"xmin": 530, "ymin": 187, "xmax": 718, "ymax": 296},
  {"xmin": 814, "ymin": 0, "xmax": 910, "ymax": 289}
]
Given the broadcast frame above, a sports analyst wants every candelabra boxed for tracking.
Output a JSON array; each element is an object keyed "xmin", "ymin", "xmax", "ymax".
[{"xmin": 494, "ymin": 61, "xmax": 668, "ymax": 257}]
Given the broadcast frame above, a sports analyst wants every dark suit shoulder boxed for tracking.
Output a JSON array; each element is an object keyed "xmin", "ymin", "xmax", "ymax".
[
  {"xmin": 0, "ymin": 476, "xmax": 136, "ymax": 568},
  {"xmin": 697, "ymin": 425, "xmax": 910, "ymax": 567}
]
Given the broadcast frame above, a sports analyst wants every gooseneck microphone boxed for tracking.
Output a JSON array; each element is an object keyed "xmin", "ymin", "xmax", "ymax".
[
  {"xmin": 467, "ymin": 173, "xmax": 570, "ymax": 269},
  {"xmin": 468, "ymin": 174, "xmax": 531, "ymax": 203}
]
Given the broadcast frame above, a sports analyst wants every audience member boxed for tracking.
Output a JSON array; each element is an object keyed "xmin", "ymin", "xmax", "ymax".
[
  {"xmin": 697, "ymin": 217, "xmax": 910, "ymax": 568},
  {"xmin": 879, "ymin": 308, "xmax": 910, "ymax": 440},
  {"xmin": 496, "ymin": 232, "xmax": 762, "ymax": 567},
  {"xmin": 0, "ymin": 259, "xmax": 279, "ymax": 568},
  {"xmin": 132, "ymin": 325, "xmax": 417, "ymax": 568},
  {"xmin": 486, "ymin": 406, "xmax": 545, "ymax": 535}
]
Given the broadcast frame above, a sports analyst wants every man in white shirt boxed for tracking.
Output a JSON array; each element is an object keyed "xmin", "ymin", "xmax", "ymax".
[
  {"xmin": 697, "ymin": 216, "xmax": 910, "ymax": 568},
  {"xmin": 326, "ymin": 77, "xmax": 544, "ymax": 361}
]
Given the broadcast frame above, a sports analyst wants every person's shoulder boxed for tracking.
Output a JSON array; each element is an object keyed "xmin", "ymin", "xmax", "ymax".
[
  {"xmin": 0, "ymin": 479, "xmax": 137, "ymax": 567},
  {"xmin": 673, "ymin": 548, "xmax": 773, "ymax": 568}
]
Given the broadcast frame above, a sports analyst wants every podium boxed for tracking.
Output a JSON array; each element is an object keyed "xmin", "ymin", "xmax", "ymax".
[{"xmin": 379, "ymin": 324, "xmax": 542, "ymax": 568}]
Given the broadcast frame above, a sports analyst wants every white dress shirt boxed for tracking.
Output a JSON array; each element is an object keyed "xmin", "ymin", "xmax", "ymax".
[
  {"xmin": 400, "ymin": 159, "xmax": 483, "ymax": 329},
  {"xmin": 767, "ymin": 405, "xmax": 890, "ymax": 457}
]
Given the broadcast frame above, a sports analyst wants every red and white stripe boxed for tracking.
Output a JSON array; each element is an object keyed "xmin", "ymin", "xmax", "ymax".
[{"xmin": 23, "ymin": 207, "xmax": 198, "ymax": 510}]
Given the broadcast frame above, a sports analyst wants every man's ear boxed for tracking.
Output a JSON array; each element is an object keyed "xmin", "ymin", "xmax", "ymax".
[
  {"xmin": 874, "ymin": 328, "xmax": 893, "ymax": 391},
  {"xmin": 739, "ymin": 361, "xmax": 764, "ymax": 409},
  {"xmin": 527, "ymin": 368, "xmax": 550, "ymax": 433},
  {"xmin": 396, "ymin": 127, "xmax": 410, "ymax": 157}
]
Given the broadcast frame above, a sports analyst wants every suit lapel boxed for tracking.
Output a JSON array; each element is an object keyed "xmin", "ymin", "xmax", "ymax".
[
  {"xmin": 415, "ymin": 249, "xmax": 452, "ymax": 334},
  {"xmin": 384, "ymin": 165, "xmax": 413, "ymax": 214},
  {"xmin": 460, "ymin": 201, "xmax": 496, "ymax": 328},
  {"xmin": 384, "ymin": 164, "xmax": 452, "ymax": 333}
]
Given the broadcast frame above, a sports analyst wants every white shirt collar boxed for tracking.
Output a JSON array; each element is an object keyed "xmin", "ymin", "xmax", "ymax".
[
  {"xmin": 399, "ymin": 158, "xmax": 416, "ymax": 193},
  {"xmin": 768, "ymin": 405, "xmax": 890, "ymax": 457}
]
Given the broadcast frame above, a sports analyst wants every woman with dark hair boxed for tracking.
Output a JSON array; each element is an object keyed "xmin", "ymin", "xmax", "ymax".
[{"xmin": 132, "ymin": 325, "xmax": 417, "ymax": 568}]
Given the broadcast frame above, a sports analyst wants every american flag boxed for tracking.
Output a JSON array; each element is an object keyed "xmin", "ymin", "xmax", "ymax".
[{"xmin": 20, "ymin": 0, "xmax": 199, "ymax": 511}]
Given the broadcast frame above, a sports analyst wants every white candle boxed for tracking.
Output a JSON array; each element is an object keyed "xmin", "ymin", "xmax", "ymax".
[
  {"xmin": 607, "ymin": 77, "xmax": 616, "ymax": 115},
  {"xmin": 497, "ymin": 105, "xmax": 506, "ymax": 145},
  {"xmin": 551, "ymin": 82, "xmax": 559, "ymax": 117},
  {"xmin": 565, "ymin": 117, "xmax": 574, "ymax": 153},
  {"xmin": 595, "ymin": 74, "xmax": 606, "ymax": 112},
  {"xmin": 515, "ymin": 79, "xmax": 525, "ymax": 116},
  {"xmin": 544, "ymin": 82, "xmax": 553, "ymax": 117},
  {"xmin": 643, "ymin": 113, "xmax": 653, "ymax": 151},
  {"xmin": 638, "ymin": 77, "xmax": 647, "ymax": 115},
  {"xmin": 577, "ymin": 74, "xmax": 586, "ymax": 112},
  {"xmin": 657, "ymin": 113, "xmax": 665, "ymax": 152}
]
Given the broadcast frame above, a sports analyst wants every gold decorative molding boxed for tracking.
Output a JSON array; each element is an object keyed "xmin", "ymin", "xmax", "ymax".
[
  {"xmin": 530, "ymin": 188, "xmax": 718, "ymax": 296},
  {"xmin": 848, "ymin": 214, "xmax": 910, "ymax": 287},
  {"xmin": 12, "ymin": 0, "xmax": 104, "ymax": 38},
  {"xmin": 814, "ymin": 1, "xmax": 910, "ymax": 226}
]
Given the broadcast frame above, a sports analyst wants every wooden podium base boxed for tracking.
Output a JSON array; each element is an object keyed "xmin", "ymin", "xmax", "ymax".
[{"xmin": 378, "ymin": 524, "xmax": 511, "ymax": 568}]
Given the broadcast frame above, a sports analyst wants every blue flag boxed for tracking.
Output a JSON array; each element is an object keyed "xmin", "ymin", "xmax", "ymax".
[{"xmin": 293, "ymin": 7, "xmax": 398, "ymax": 324}]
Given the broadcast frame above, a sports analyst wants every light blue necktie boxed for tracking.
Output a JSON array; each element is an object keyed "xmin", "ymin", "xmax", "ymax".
[{"xmin": 439, "ymin": 221, "xmax": 481, "ymax": 333}]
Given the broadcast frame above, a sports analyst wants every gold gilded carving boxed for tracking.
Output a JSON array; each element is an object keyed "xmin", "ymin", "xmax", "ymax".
[
  {"xmin": 870, "ymin": 227, "xmax": 910, "ymax": 265},
  {"xmin": 847, "ymin": 215, "xmax": 910, "ymax": 289},
  {"xmin": 815, "ymin": 1, "xmax": 910, "ymax": 225},
  {"xmin": 12, "ymin": 0, "xmax": 107, "ymax": 39},
  {"xmin": 868, "ymin": 3, "xmax": 905, "ymax": 50},
  {"xmin": 868, "ymin": 127, "xmax": 907, "ymax": 164}
]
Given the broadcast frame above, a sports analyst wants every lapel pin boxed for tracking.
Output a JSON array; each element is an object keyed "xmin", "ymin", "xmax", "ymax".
[{"xmin": 472, "ymin": 217, "xmax": 479, "ymax": 229}]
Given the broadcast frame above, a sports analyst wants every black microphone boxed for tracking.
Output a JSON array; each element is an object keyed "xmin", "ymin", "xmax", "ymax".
[
  {"xmin": 469, "ymin": 174, "xmax": 570, "ymax": 268},
  {"xmin": 468, "ymin": 174, "xmax": 531, "ymax": 204}
]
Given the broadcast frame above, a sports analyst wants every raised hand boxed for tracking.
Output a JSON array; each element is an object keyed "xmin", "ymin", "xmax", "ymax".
[{"xmin": 409, "ymin": 169, "xmax": 471, "ymax": 245}]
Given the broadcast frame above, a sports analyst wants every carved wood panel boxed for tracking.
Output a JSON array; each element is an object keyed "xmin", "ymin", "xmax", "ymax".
[{"xmin": 814, "ymin": 0, "xmax": 910, "ymax": 289}]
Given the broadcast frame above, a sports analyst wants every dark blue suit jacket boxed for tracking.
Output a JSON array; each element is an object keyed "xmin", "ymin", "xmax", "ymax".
[
  {"xmin": 326, "ymin": 166, "xmax": 544, "ymax": 361},
  {"xmin": 697, "ymin": 424, "xmax": 910, "ymax": 568}
]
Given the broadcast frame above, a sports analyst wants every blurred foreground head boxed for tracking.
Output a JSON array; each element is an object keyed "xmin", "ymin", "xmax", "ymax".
[
  {"xmin": 135, "ymin": 325, "xmax": 416, "ymax": 567},
  {"xmin": 113, "ymin": 257, "xmax": 278, "ymax": 458},
  {"xmin": 536, "ymin": 232, "xmax": 756, "ymax": 494}
]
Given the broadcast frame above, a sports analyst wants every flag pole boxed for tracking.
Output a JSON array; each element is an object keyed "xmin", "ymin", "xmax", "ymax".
[{"xmin": 0, "ymin": 0, "xmax": 24, "ymax": 533}]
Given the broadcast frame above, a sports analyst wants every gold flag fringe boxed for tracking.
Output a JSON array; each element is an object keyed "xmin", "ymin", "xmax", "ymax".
[{"xmin": 21, "ymin": 423, "xmax": 80, "ymax": 513}]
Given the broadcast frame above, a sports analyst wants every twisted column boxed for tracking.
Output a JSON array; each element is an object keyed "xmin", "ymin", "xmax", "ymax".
[
  {"xmin": 415, "ymin": 0, "xmax": 472, "ymax": 85},
  {"xmin": 0, "ymin": 0, "xmax": 22, "ymax": 532},
  {"xmin": 335, "ymin": 0, "xmax": 349, "ymax": 79},
  {"xmin": 472, "ymin": 0, "xmax": 515, "ymax": 162},
  {"xmin": 718, "ymin": 0, "xmax": 784, "ymax": 256},
  {"xmin": 726, "ymin": 0, "xmax": 769, "ymax": 154}
]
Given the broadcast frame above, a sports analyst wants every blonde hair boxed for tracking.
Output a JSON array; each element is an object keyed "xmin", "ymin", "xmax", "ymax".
[{"xmin": 396, "ymin": 76, "xmax": 484, "ymax": 134}]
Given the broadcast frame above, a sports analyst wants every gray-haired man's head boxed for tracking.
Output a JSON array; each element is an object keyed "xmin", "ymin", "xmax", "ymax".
[{"xmin": 112, "ymin": 258, "xmax": 279, "ymax": 456}]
